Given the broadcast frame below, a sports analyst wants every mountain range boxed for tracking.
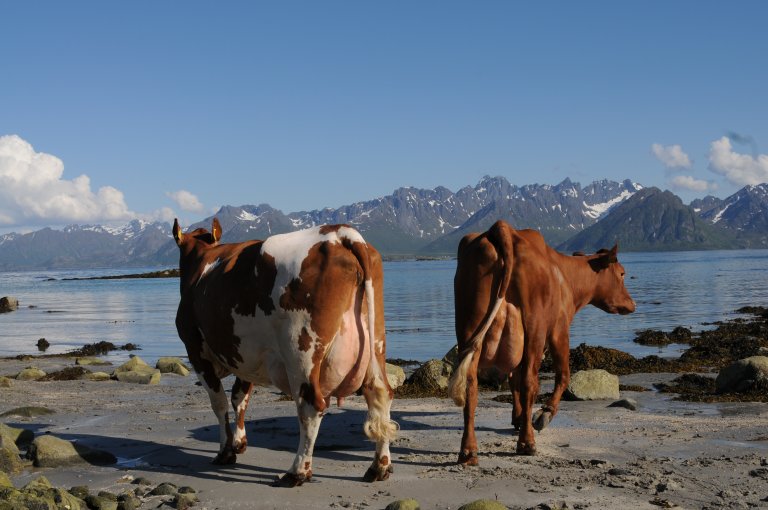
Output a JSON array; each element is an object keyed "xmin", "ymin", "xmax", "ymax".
[{"xmin": 1, "ymin": 177, "xmax": 766, "ymax": 270}]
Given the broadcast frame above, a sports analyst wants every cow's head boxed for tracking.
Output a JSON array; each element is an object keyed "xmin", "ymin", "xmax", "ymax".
[
  {"xmin": 173, "ymin": 217, "xmax": 222, "ymax": 251},
  {"xmin": 173, "ymin": 218, "xmax": 222, "ymax": 293},
  {"xmin": 587, "ymin": 244, "xmax": 636, "ymax": 315}
]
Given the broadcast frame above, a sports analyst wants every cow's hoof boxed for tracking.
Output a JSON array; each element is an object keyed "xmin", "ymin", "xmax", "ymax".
[
  {"xmin": 457, "ymin": 450, "xmax": 479, "ymax": 466},
  {"xmin": 363, "ymin": 464, "xmax": 393, "ymax": 482},
  {"xmin": 516, "ymin": 442, "xmax": 537, "ymax": 456},
  {"xmin": 532, "ymin": 409, "xmax": 553, "ymax": 432},
  {"xmin": 211, "ymin": 450, "xmax": 237, "ymax": 465},
  {"xmin": 233, "ymin": 439, "xmax": 248, "ymax": 454},
  {"xmin": 274, "ymin": 471, "xmax": 311, "ymax": 488}
]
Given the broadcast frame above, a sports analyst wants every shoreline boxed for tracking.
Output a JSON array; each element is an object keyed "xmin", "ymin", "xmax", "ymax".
[{"xmin": 1, "ymin": 355, "xmax": 767, "ymax": 509}]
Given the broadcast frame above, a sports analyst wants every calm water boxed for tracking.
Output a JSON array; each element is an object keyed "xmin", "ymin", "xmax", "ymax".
[{"xmin": 0, "ymin": 250, "xmax": 766, "ymax": 364}]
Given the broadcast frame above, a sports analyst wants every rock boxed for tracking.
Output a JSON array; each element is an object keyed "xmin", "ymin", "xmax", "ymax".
[
  {"xmin": 457, "ymin": 500, "xmax": 508, "ymax": 510},
  {"xmin": 69, "ymin": 486, "xmax": 91, "ymax": 500},
  {"xmin": 131, "ymin": 477, "xmax": 154, "ymax": 486},
  {"xmin": 608, "ymin": 398, "xmax": 638, "ymax": 411},
  {"xmin": 52, "ymin": 488, "xmax": 88, "ymax": 510},
  {"xmin": 83, "ymin": 371, "xmax": 112, "ymax": 381},
  {"xmin": 22, "ymin": 476, "xmax": 52, "ymax": 490},
  {"xmin": 177, "ymin": 486, "xmax": 196, "ymax": 494},
  {"xmin": 114, "ymin": 355, "xmax": 151, "ymax": 372},
  {"xmin": 76, "ymin": 357, "xmax": 112, "ymax": 366},
  {"xmin": 0, "ymin": 376, "xmax": 12, "ymax": 388},
  {"xmin": 36, "ymin": 338, "xmax": 50, "ymax": 351},
  {"xmin": 117, "ymin": 493, "xmax": 140, "ymax": 510},
  {"xmin": 0, "ymin": 441, "xmax": 23, "ymax": 474},
  {"xmin": 16, "ymin": 366, "xmax": 47, "ymax": 381},
  {"xmin": 114, "ymin": 355, "xmax": 161, "ymax": 384},
  {"xmin": 28, "ymin": 434, "xmax": 117, "ymax": 467},
  {"xmin": 85, "ymin": 494, "xmax": 118, "ymax": 510},
  {"xmin": 408, "ymin": 359, "xmax": 452, "ymax": 391},
  {"xmin": 669, "ymin": 326, "xmax": 692, "ymax": 341},
  {"xmin": 386, "ymin": 363, "xmax": 406, "ymax": 390},
  {"xmin": 156, "ymin": 357, "xmax": 190, "ymax": 376},
  {"xmin": 113, "ymin": 368, "xmax": 161, "ymax": 384},
  {"xmin": 385, "ymin": 499, "xmax": 421, "ymax": 510},
  {"xmin": 0, "ymin": 471, "xmax": 12, "ymax": 488},
  {"xmin": 564, "ymin": 369, "xmax": 620, "ymax": 401},
  {"xmin": 174, "ymin": 492, "xmax": 199, "ymax": 510},
  {"xmin": 0, "ymin": 406, "xmax": 55, "ymax": 418},
  {"xmin": 0, "ymin": 296, "xmax": 18, "ymax": 313},
  {"xmin": 715, "ymin": 356, "xmax": 768, "ymax": 393},
  {"xmin": 149, "ymin": 482, "xmax": 179, "ymax": 496},
  {"xmin": 443, "ymin": 345, "xmax": 459, "ymax": 366},
  {"xmin": 0, "ymin": 423, "xmax": 34, "ymax": 447}
]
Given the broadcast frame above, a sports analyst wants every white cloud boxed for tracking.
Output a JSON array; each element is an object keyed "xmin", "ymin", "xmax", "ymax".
[
  {"xmin": 651, "ymin": 143, "xmax": 692, "ymax": 169},
  {"xmin": 708, "ymin": 136, "xmax": 768, "ymax": 186},
  {"xmin": 0, "ymin": 134, "xmax": 135, "ymax": 227},
  {"xmin": 140, "ymin": 206, "xmax": 176, "ymax": 223},
  {"xmin": 669, "ymin": 175, "xmax": 717, "ymax": 193},
  {"xmin": 166, "ymin": 190, "xmax": 204, "ymax": 213}
]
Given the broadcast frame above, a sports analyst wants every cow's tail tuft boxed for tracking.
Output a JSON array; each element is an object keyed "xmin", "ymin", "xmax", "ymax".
[{"xmin": 448, "ymin": 221, "xmax": 514, "ymax": 408}]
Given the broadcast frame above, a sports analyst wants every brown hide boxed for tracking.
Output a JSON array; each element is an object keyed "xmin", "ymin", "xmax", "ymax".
[{"xmin": 451, "ymin": 220, "xmax": 635, "ymax": 463}]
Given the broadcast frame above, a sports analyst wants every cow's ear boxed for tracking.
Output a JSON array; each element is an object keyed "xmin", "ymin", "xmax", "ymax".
[
  {"xmin": 172, "ymin": 219, "xmax": 183, "ymax": 245},
  {"xmin": 608, "ymin": 243, "xmax": 619, "ymax": 263},
  {"xmin": 211, "ymin": 218, "xmax": 222, "ymax": 244}
]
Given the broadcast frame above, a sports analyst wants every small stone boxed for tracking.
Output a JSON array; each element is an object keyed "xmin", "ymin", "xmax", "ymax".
[
  {"xmin": 36, "ymin": 338, "xmax": 50, "ymax": 351},
  {"xmin": 131, "ymin": 477, "xmax": 154, "ymax": 486},
  {"xmin": 69, "ymin": 485, "xmax": 91, "ymax": 499},
  {"xmin": 117, "ymin": 493, "xmax": 140, "ymax": 510},
  {"xmin": 457, "ymin": 500, "xmax": 508, "ymax": 510},
  {"xmin": 0, "ymin": 376, "xmax": 12, "ymax": 388},
  {"xmin": 174, "ymin": 492, "xmax": 199, "ymax": 510},
  {"xmin": 385, "ymin": 499, "xmax": 421, "ymax": 510},
  {"xmin": 177, "ymin": 486, "xmax": 197, "ymax": 494},
  {"xmin": 564, "ymin": 369, "xmax": 620, "ymax": 401},
  {"xmin": 85, "ymin": 494, "xmax": 119, "ymax": 510},
  {"xmin": 608, "ymin": 398, "xmax": 638, "ymax": 411},
  {"xmin": 156, "ymin": 357, "xmax": 191, "ymax": 376},
  {"xmin": 149, "ymin": 482, "xmax": 179, "ymax": 496}
]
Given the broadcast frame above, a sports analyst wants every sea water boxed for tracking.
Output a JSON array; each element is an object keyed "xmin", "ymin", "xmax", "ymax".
[{"xmin": 0, "ymin": 250, "xmax": 766, "ymax": 364}]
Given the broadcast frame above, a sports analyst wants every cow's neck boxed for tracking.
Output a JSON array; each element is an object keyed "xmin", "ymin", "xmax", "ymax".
[{"xmin": 552, "ymin": 252, "xmax": 598, "ymax": 314}]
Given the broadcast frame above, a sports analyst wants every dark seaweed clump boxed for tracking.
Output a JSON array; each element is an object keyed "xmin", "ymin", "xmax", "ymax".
[
  {"xmin": 68, "ymin": 341, "xmax": 140, "ymax": 357},
  {"xmin": 38, "ymin": 366, "xmax": 91, "ymax": 381},
  {"xmin": 654, "ymin": 373, "xmax": 768, "ymax": 403}
]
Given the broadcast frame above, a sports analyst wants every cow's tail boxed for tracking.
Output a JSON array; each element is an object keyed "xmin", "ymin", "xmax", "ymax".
[
  {"xmin": 449, "ymin": 220, "xmax": 514, "ymax": 407},
  {"xmin": 347, "ymin": 236, "xmax": 398, "ymax": 443}
]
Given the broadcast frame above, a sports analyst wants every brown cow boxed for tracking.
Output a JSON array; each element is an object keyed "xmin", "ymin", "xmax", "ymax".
[
  {"xmin": 448, "ymin": 220, "xmax": 635, "ymax": 464},
  {"xmin": 173, "ymin": 219, "xmax": 397, "ymax": 486}
]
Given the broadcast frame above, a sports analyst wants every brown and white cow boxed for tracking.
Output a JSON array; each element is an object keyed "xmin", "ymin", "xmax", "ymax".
[
  {"xmin": 448, "ymin": 220, "xmax": 635, "ymax": 464},
  {"xmin": 173, "ymin": 219, "xmax": 397, "ymax": 486}
]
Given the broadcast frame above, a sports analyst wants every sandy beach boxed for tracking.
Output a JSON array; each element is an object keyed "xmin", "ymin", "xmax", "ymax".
[{"xmin": 2, "ymin": 355, "xmax": 767, "ymax": 510}]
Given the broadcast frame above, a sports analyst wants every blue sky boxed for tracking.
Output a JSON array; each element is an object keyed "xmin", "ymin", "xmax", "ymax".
[{"xmin": 1, "ymin": 1, "xmax": 767, "ymax": 232}]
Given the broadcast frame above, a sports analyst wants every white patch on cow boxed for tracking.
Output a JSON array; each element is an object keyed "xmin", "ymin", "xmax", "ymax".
[
  {"xmin": 198, "ymin": 258, "xmax": 221, "ymax": 285},
  {"xmin": 262, "ymin": 225, "xmax": 367, "ymax": 306},
  {"xmin": 229, "ymin": 305, "xmax": 320, "ymax": 393}
]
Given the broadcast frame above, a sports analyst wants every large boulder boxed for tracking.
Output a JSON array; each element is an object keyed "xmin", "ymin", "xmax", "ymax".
[
  {"xmin": 0, "ymin": 434, "xmax": 23, "ymax": 474},
  {"xmin": 28, "ymin": 435, "xmax": 117, "ymax": 467},
  {"xmin": 113, "ymin": 355, "xmax": 161, "ymax": 385},
  {"xmin": 564, "ymin": 369, "xmax": 620, "ymax": 401},
  {"xmin": 0, "ymin": 296, "xmax": 18, "ymax": 313},
  {"xmin": 715, "ymin": 356, "xmax": 768, "ymax": 393},
  {"xmin": 156, "ymin": 357, "xmax": 190, "ymax": 376},
  {"xmin": 0, "ymin": 423, "xmax": 34, "ymax": 448},
  {"xmin": 385, "ymin": 363, "xmax": 406, "ymax": 390},
  {"xmin": 408, "ymin": 359, "xmax": 452, "ymax": 391},
  {"xmin": 75, "ymin": 357, "xmax": 112, "ymax": 366}
]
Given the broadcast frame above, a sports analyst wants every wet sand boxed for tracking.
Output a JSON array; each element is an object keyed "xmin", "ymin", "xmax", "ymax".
[{"xmin": 2, "ymin": 356, "xmax": 767, "ymax": 509}]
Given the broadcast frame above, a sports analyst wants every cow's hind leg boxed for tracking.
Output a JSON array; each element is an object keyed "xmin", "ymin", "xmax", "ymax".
[
  {"xmin": 196, "ymin": 372, "xmax": 237, "ymax": 465},
  {"xmin": 231, "ymin": 378, "xmax": 254, "ymax": 454},
  {"xmin": 361, "ymin": 371, "xmax": 398, "ymax": 482},
  {"xmin": 458, "ymin": 354, "xmax": 482, "ymax": 465},
  {"xmin": 275, "ymin": 399, "xmax": 324, "ymax": 488}
]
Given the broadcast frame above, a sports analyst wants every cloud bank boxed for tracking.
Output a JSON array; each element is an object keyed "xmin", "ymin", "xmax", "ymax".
[
  {"xmin": 669, "ymin": 175, "xmax": 717, "ymax": 193},
  {"xmin": 0, "ymin": 135, "xmax": 137, "ymax": 227},
  {"xmin": 651, "ymin": 143, "xmax": 692, "ymax": 169},
  {"xmin": 708, "ymin": 136, "xmax": 768, "ymax": 186}
]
